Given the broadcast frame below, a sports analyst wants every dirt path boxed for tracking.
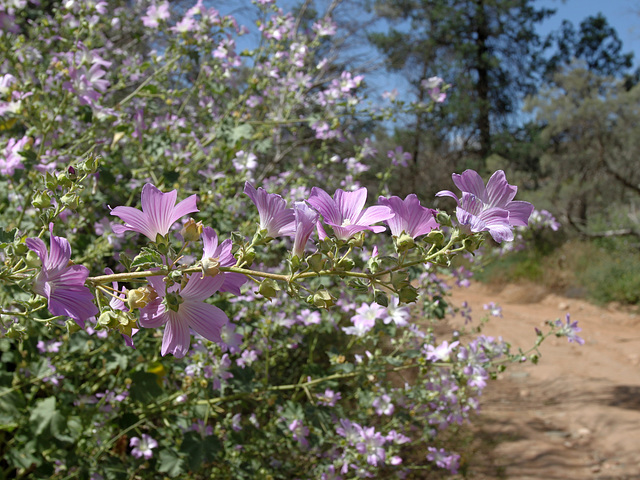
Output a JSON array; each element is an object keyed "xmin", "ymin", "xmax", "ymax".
[{"xmin": 448, "ymin": 282, "xmax": 640, "ymax": 480}]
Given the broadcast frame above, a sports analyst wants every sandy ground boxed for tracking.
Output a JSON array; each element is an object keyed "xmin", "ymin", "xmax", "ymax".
[{"xmin": 448, "ymin": 282, "xmax": 640, "ymax": 480}]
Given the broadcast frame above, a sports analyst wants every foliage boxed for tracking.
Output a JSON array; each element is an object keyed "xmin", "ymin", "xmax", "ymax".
[{"xmin": 526, "ymin": 67, "xmax": 640, "ymax": 240}]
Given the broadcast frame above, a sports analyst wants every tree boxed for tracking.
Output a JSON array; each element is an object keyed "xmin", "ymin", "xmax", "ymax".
[
  {"xmin": 544, "ymin": 13, "xmax": 635, "ymax": 80},
  {"xmin": 526, "ymin": 67, "xmax": 640, "ymax": 239},
  {"xmin": 368, "ymin": 0, "xmax": 554, "ymax": 164}
]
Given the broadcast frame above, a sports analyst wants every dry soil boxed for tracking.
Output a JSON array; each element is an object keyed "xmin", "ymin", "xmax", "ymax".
[{"xmin": 448, "ymin": 282, "xmax": 640, "ymax": 480}]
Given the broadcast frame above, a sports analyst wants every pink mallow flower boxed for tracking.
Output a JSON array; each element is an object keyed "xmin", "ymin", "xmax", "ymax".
[
  {"xmin": 436, "ymin": 170, "xmax": 534, "ymax": 243},
  {"xmin": 139, "ymin": 274, "xmax": 228, "ymax": 358},
  {"xmin": 342, "ymin": 302, "xmax": 384, "ymax": 337},
  {"xmin": 110, "ymin": 183, "xmax": 198, "ymax": 241},
  {"xmin": 244, "ymin": 182, "xmax": 295, "ymax": 238},
  {"xmin": 292, "ymin": 201, "xmax": 319, "ymax": 258},
  {"xmin": 1, "ymin": 135, "xmax": 29, "ymax": 176},
  {"xmin": 307, "ymin": 187, "xmax": 393, "ymax": 241},
  {"xmin": 201, "ymin": 226, "xmax": 246, "ymax": 295},
  {"xmin": 555, "ymin": 313, "xmax": 584, "ymax": 345},
  {"xmin": 26, "ymin": 224, "xmax": 98, "ymax": 328},
  {"xmin": 130, "ymin": 434, "xmax": 158, "ymax": 459},
  {"xmin": 378, "ymin": 194, "xmax": 438, "ymax": 238},
  {"xmin": 142, "ymin": 1, "xmax": 170, "ymax": 28}
]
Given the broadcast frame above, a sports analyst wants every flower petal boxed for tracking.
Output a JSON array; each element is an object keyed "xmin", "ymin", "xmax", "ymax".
[
  {"xmin": 219, "ymin": 272, "xmax": 247, "ymax": 296},
  {"xmin": 140, "ymin": 183, "xmax": 178, "ymax": 237},
  {"xmin": 452, "ymin": 170, "xmax": 486, "ymax": 200},
  {"xmin": 334, "ymin": 188, "xmax": 367, "ymax": 223},
  {"xmin": 181, "ymin": 273, "xmax": 224, "ymax": 301},
  {"xmin": 139, "ymin": 297, "xmax": 168, "ymax": 328},
  {"xmin": 161, "ymin": 313, "xmax": 191, "ymax": 358},
  {"xmin": 485, "ymin": 170, "xmax": 517, "ymax": 208},
  {"xmin": 169, "ymin": 194, "xmax": 199, "ymax": 226},
  {"xmin": 507, "ymin": 200, "xmax": 534, "ymax": 227},
  {"xmin": 357, "ymin": 205, "xmax": 393, "ymax": 228},
  {"xmin": 308, "ymin": 187, "xmax": 342, "ymax": 225},
  {"xmin": 110, "ymin": 205, "xmax": 155, "ymax": 240},
  {"xmin": 180, "ymin": 301, "xmax": 228, "ymax": 343}
]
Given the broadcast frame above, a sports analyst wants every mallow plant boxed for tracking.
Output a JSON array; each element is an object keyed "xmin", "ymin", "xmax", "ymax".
[{"xmin": 0, "ymin": 1, "xmax": 580, "ymax": 478}]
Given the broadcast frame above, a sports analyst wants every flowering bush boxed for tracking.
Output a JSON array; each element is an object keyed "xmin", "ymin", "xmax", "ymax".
[{"xmin": 0, "ymin": 1, "xmax": 580, "ymax": 478}]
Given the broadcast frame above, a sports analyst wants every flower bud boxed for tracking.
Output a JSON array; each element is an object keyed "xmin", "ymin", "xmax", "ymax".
[
  {"xmin": 312, "ymin": 288, "xmax": 336, "ymax": 309},
  {"xmin": 115, "ymin": 311, "xmax": 137, "ymax": 338},
  {"xmin": 396, "ymin": 233, "xmax": 415, "ymax": 252},
  {"xmin": 56, "ymin": 172, "xmax": 72, "ymax": 188},
  {"xmin": 335, "ymin": 257, "xmax": 355, "ymax": 272},
  {"xmin": 32, "ymin": 191, "xmax": 51, "ymax": 209},
  {"xmin": 127, "ymin": 285, "xmax": 157, "ymax": 310},
  {"xmin": 180, "ymin": 218, "xmax": 203, "ymax": 242},
  {"xmin": 5, "ymin": 323, "xmax": 26, "ymax": 339},
  {"xmin": 60, "ymin": 192, "xmax": 79, "ymax": 210},
  {"xmin": 201, "ymin": 257, "xmax": 220, "ymax": 277},
  {"xmin": 424, "ymin": 230, "xmax": 444, "ymax": 246},
  {"xmin": 98, "ymin": 310, "xmax": 117, "ymax": 328},
  {"xmin": 45, "ymin": 172, "xmax": 58, "ymax": 190},
  {"xmin": 435, "ymin": 211, "xmax": 452, "ymax": 227},
  {"xmin": 258, "ymin": 278, "xmax": 279, "ymax": 300}
]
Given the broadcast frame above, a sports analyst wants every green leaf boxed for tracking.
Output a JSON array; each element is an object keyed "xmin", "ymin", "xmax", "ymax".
[
  {"xmin": 130, "ymin": 247, "xmax": 164, "ymax": 270},
  {"xmin": 158, "ymin": 449, "xmax": 185, "ymax": 477},
  {"xmin": 29, "ymin": 396, "xmax": 56, "ymax": 436},
  {"xmin": 129, "ymin": 371, "xmax": 163, "ymax": 403},
  {"xmin": 104, "ymin": 351, "xmax": 128, "ymax": 372},
  {"xmin": 180, "ymin": 431, "xmax": 204, "ymax": 470},
  {"xmin": 51, "ymin": 411, "xmax": 74, "ymax": 443},
  {"xmin": 0, "ymin": 227, "xmax": 17, "ymax": 248},
  {"xmin": 229, "ymin": 124, "xmax": 253, "ymax": 143}
]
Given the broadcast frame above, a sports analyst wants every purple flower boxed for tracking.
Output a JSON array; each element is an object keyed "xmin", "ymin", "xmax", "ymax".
[
  {"xmin": 381, "ymin": 297, "xmax": 410, "ymax": 327},
  {"xmin": 288, "ymin": 419, "xmax": 310, "ymax": 448},
  {"xmin": 436, "ymin": 170, "xmax": 534, "ymax": 243},
  {"xmin": 378, "ymin": 194, "xmax": 438, "ymax": 238},
  {"xmin": 110, "ymin": 183, "xmax": 199, "ymax": 241},
  {"xmin": 292, "ymin": 201, "xmax": 319, "ymax": 258},
  {"xmin": 355, "ymin": 426, "xmax": 387, "ymax": 467},
  {"xmin": 317, "ymin": 388, "xmax": 341, "ymax": 407},
  {"xmin": 201, "ymin": 226, "xmax": 246, "ymax": 295},
  {"xmin": 142, "ymin": 1, "xmax": 170, "ymax": 28},
  {"xmin": 139, "ymin": 274, "xmax": 228, "ymax": 358},
  {"xmin": 421, "ymin": 76, "xmax": 447, "ymax": 103},
  {"xmin": 342, "ymin": 302, "xmax": 384, "ymax": 337},
  {"xmin": 387, "ymin": 146, "xmax": 411, "ymax": 167},
  {"xmin": 130, "ymin": 434, "xmax": 158, "ymax": 459},
  {"xmin": 26, "ymin": 225, "xmax": 98, "ymax": 328},
  {"xmin": 426, "ymin": 447, "xmax": 460, "ymax": 474},
  {"xmin": 1, "ymin": 135, "xmax": 29, "ymax": 176},
  {"xmin": 307, "ymin": 187, "xmax": 393, "ymax": 241},
  {"xmin": 372, "ymin": 394, "xmax": 394, "ymax": 416},
  {"xmin": 483, "ymin": 302, "xmax": 503, "ymax": 318},
  {"xmin": 424, "ymin": 340, "xmax": 459, "ymax": 362},
  {"xmin": 555, "ymin": 313, "xmax": 584, "ymax": 345},
  {"xmin": 244, "ymin": 182, "xmax": 295, "ymax": 238}
]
